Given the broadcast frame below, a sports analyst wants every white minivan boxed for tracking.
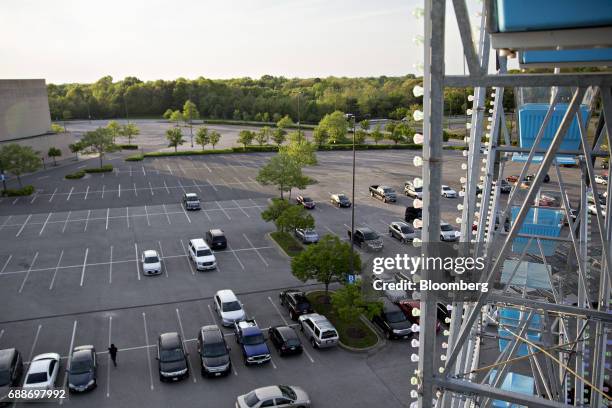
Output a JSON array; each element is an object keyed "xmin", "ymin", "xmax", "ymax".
[{"xmin": 188, "ymin": 238, "xmax": 217, "ymax": 270}]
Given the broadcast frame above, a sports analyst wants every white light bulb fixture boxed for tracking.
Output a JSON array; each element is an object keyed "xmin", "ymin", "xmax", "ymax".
[
  {"xmin": 466, "ymin": 122, "xmax": 472, "ymax": 129},
  {"xmin": 455, "ymin": 217, "xmax": 462, "ymax": 224},
  {"xmin": 413, "ymin": 110, "xmax": 424, "ymax": 122},
  {"xmin": 442, "ymin": 342, "xmax": 448, "ymax": 349},
  {"xmin": 460, "ymin": 176, "xmax": 467, "ymax": 184},
  {"xmin": 458, "ymin": 191, "xmax": 465, "ymax": 197},
  {"xmin": 440, "ymin": 355, "xmax": 447, "ymax": 361},
  {"xmin": 411, "ymin": 324, "xmax": 420, "ymax": 333},
  {"xmin": 438, "ymin": 367, "xmax": 445, "ymax": 374},
  {"xmin": 413, "ymin": 198, "xmax": 423, "ymax": 209},
  {"xmin": 464, "ymin": 137, "xmax": 470, "ymax": 143},
  {"xmin": 462, "ymin": 150, "xmax": 468, "ymax": 157},
  {"xmin": 413, "ymin": 156, "xmax": 423, "ymax": 167},
  {"xmin": 443, "ymin": 330, "xmax": 450, "ymax": 336},
  {"xmin": 413, "ymin": 177, "xmax": 423, "ymax": 188},
  {"xmin": 410, "ymin": 354, "xmax": 420, "ymax": 362},
  {"xmin": 410, "ymin": 390, "xmax": 419, "ymax": 399},
  {"xmin": 413, "ymin": 133, "xmax": 424, "ymax": 144},
  {"xmin": 466, "ymin": 109, "xmax": 473, "ymax": 115},
  {"xmin": 412, "ymin": 308, "xmax": 421, "ymax": 317},
  {"xmin": 411, "ymin": 339, "xmax": 420, "ymax": 348},
  {"xmin": 487, "ymin": 116, "xmax": 493, "ymax": 122},
  {"xmin": 461, "ymin": 163, "xmax": 468, "ymax": 170},
  {"xmin": 412, "ymin": 237, "xmax": 422, "ymax": 247},
  {"xmin": 410, "ymin": 377, "xmax": 419, "ymax": 386},
  {"xmin": 491, "ymin": 92, "xmax": 496, "ymax": 98},
  {"xmin": 413, "ymin": 85, "xmax": 424, "ymax": 97},
  {"xmin": 457, "ymin": 204, "xmax": 463, "ymax": 211}
]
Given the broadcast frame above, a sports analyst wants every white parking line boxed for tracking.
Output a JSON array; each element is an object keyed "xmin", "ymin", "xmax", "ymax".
[
  {"xmin": 141, "ymin": 313, "xmax": 155, "ymax": 390},
  {"xmin": 106, "ymin": 208, "xmax": 110, "ymax": 230},
  {"xmin": 178, "ymin": 180, "xmax": 187, "ymax": 194},
  {"xmin": 48, "ymin": 250, "xmax": 64, "ymax": 290},
  {"xmin": 79, "ymin": 248, "xmax": 89, "ymax": 286},
  {"xmin": 60, "ymin": 320, "xmax": 78, "ymax": 404},
  {"xmin": 118, "ymin": 184, "xmax": 121, "ymax": 198},
  {"xmin": 101, "ymin": 185, "xmax": 105, "ymax": 199},
  {"xmin": 203, "ymin": 162, "xmax": 212, "ymax": 173},
  {"xmin": 162, "ymin": 204, "xmax": 172, "ymax": 224},
  {"xmin": 133, "ymin": 183, "xmax": 138, "ymax": 197},
  {"xmin": 182, "ymin": 205, "xmax": 192, "ymax": 224},
  {"xmin": 144, "ymin": 205, "xmax": 150, "ymax": 226},
  {"xmin": 0, "ymin": 215, "xmax": 12, "ymax": 232},
  {"xmin": 148, "ymin": 181, "xmax": 154, "ymax": 196},
  {"xmin": 62, "ymin": 211, "xmax": 71, "ymax": 233},
  {"xmin": 66, "ymin": 187, "xmax": 74, "ymax": 201},
  {"xmin": 18, "ymin": 251, "xmax": 38, "ymax": 293},
  {"xmin": 233, "ymin": 200, "xmax": 250, "ymax": 217},
  {"xmin": 27, "ymin": 325, "xmax": 42, "ymax": 364},
  {"xmin": 134, "ymin": 243, "xmax": 140, "ymax": 280},
  {"xmin": 175, "ymin": 308, "xmax": 197, "ymax": 383},
  {"xmin": 0, "ymin": 255, "xmax": 12, "ymax": 274},
  {"xmin": 48, "ymin": 188, "xmax": 57, "ymax": 202},
  {"xmin": 126, "ymin": 207, "xmax": 130, "ymax": 228},
  {"xmin": 180, "ymin": 239, "xmax": 196, "ymax": 275},
  {"xmin": 243, "ymin": 234, "xmax": 269, "ymax": 266},
  {"xmin": 164, "ymin": 180, "xmax": 170, "ymax": 194},
  {"xmin": 109, "ymin": 246, "xmax": 113, "ymax": 284},
  {"xmin": 83, "ymin": 210, "xmax": 91, "ymax": 232},
  {"xmin": 106, "ymin": 316, "xmax": 112, "ymax": 398},
  {"xmin": 226, "ymin": 244, "xmax": 245, "ymax": 270},
  {"xmin": 11, "ymin": 197, "xmax": 18, "ymax": 205},
  {"xmin": 0, "ymin": 329, "xmax": 4, "ymax": 343},
  {"xmin": 207, "ymin": 178, "xmax": 218, "ymax": 192},
  {"xmin": 39, "ymin": 212, "xmax": 52, "ymax": 236},
  {"xmin": 142, "ymin": 165, "xmax": 146, "ymax": 176},
  {"xmin": 16, "ymin": 214, "xmax": 32, "ymax": 237},
  {"xmin": 166, "ymin": 164, "xmax": 173, "ymax": 176},
  {"xmin": 30, "ymin": 193, "xmax": 38, "ymax": 204},
  {"xmin": 216, "ymin": 201, "xmax": 231, "ymax": 220},
  {"xmin": 157, "ymin": 241, "xmax": 169, "ymax": 278},
  {"xmin": 84, "ymin": 185, "xmax": 90, "ymax": 200},
  {"xmin": 267, "ymin": 297, "xmax": 315, "ymax": 363}
]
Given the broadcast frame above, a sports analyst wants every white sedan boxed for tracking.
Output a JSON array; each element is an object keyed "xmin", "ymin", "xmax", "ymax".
[
  {"xmin": 441, "ymin": 185, "xmax": 457, "ymax": 198},
  {"xmin": 23, "ymin": 353, "xmax": 60, "ymax": 389},
  {"xmin": 141, "ymin": 249, "xmax": 162, "ymax": 276},
  {"xmin": 595, "ymin": 175, "xmax": 608, "ymax": 185},
  {"xmin": 588, "ymin": 204, "xmax": 607, "ymax": 217}
]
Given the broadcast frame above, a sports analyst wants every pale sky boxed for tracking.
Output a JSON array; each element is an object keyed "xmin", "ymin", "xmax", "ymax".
[{"xmin": 1, "ymin": 0, "xmax": 489, "ymax": 84}]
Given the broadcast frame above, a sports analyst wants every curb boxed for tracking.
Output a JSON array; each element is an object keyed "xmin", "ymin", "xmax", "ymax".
[{"xmin": 266, "ymin": 232, "xmax": 292, "ymax": 260}]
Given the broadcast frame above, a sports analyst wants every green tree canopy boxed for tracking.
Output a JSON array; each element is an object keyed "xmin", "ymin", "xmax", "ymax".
[
  {"xmin": 261, "ymin": 198, "xmax": 292, "ymax": 223},
  {"xmin": 120, "ymin": 123, "xmax": 140, "ymax": 145},
  {"xmin": 276, "ymin": 115, "xmax": 294, "ymax": 130},
  {"xmin": 106, "ymin": 120, "xmax": 121, "ymax": 142},
  {"xmin": 163, "ymin": 108, "xmax": 174, "ymax": 120},
  {"xmin": 355, "ymin": 130, "xmax": 367, "ymax": 144},
  {"xmin": 237, "ymin": 130, "xmax": 255, "ymax": 149},
  {"xmin": 359, "ymin": 119, "xmax": 370, "ymax": 131},
  {"xmin": 170, "ymin": 110, "xmax": 183, "ymax": 126},
  {"xmin": 291, "ymin": 235, "xmax": 361, "ymax": 294},
  {"xmin": 256, "ymin": 152, "xmax": 313, "ymax": 199},
  {"xmin": 275, "ymin": 205, "xmax": 314, "ymax": 233},
  {"xmin": 331, "ymin": 282, "xmax": 383, "ymax": 321},
  {"xmin": 195, "ymin": 127, "xmax": 210, "ymax": 151},
  {"xmin": 182, "ymin": 100, "xmax": 199, "ymax": 123},
  {"xmin": 279, "ymin": 139, "xmax": 317, "ymax": 167},
  {"xmin": 371, "ymin": 124, "xmax": 384, "ymax": 144},
  {"xmin": 312, "ymin": 127, "xmax": 328, "ymax": 146},
  {"xmin": 165, "ymin": 127, "xmax": 184, "ymax": 152},
  {"xmin": 0, "ymin": 144, "xmax": 41, "ymax": 187},
  {"xmin": 80, "ymin": 127, "xmax": 118, "ymax": 168},
  {"xmin": 255, "ymin": 126, "xmax": 271, "ymax": 146},
  {"xmin": 209, "ymin": 130, "xmax": 221, "ymax": 149},
  {"xmin": 317, "ymin": 111, "xmax": 348, "ymax": 144},
  {"xmin": 68, "ymin": 142, "xmax": 83, "ymax": 160},
  {"xmin": 51, "ymin": 123, "xmax": 65, "ymax": 133},
  {"xmin": 271, "ymin": 128, "xmax": 286, "ymax": 146},
  {"xmin": 47, "ymin": 147, "xmax": 62, "ymax": 165}
]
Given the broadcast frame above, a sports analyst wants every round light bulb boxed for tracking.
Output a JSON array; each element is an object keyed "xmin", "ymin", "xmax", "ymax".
[
  {"xmin": 412, "ymin": 85, "xmax": 424, "ymax": 97},
  {"xmin": 411, "ymin": 324, "xmax": 420, "ymax": 333},
  {"xmin": 410, "ymin": 353, "xmax": 420, "ymax": 362},
  {"xmin": 461, "ymin": 163, "xmax": 468, "ymax": 170},
  {"xmin": 457, "ymin": 204, "xmax": 463, "ymax": 211},
  {"xmin": 466, "ymin": 123, "xmax": 472, "ymax": 129},
  {"xmin": 413, "ymin": 110, "xmax": 424, "ymax": 122},
  {"xmin": 467, "ymin": 95, "xmax": 474, "ymax": 102},
  {"xmin": 411, "ymin": 339, "xmax": 420, "ymax": 348},
  {"xmin": 413, "ymin": 133, "xmax": 424, "ymax": 144},
  {"xmin": 455, "ymin": 217, "xmax": 462, "ymax": 223},
  {"xmin": 413, "ymin": 156, "xmax": 423, "ymax": 167},
  {"xmin": 413, "ymin": 177, "xmax": 423, "ymax": 188},
  {"xmin": 413, "ymin": 198, "xmax": 423, "ymax": 209},
  {"xmin": 466, "ymin": 109, "xmax": 473, "ymax": 115}
]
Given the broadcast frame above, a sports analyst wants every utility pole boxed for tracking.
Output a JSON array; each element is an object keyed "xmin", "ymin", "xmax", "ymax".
[{"xmin": 345, "ymin": 113, "xmax": 357, "ymax": 279}]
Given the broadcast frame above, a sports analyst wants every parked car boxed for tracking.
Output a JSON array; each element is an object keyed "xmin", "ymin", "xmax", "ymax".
[
  {"xmin": 214, "ymin": 290, "xmax": 246, "ymax": 327},
  {"xmin": 298, "ymin": 313, "xmax": 339, "ymax": 349},
  {"xmin": 588, "ymin": 204, "xmax": 607, "ymax": 217},
  {"xmin": 234, "ymin": 319, "xmax": 271, "ymax": 365},
  {"xmin": 527, "ymin": 173, "xmax": 550, "ymax": 183},
  {"xmin": 505, "ymin": 175, "xmax": 519, "ymax": 183},
  {"xmin": 206, "ymin": 229, "xmax": 227, "ymax": 250},
  {"xmin": 595, "ymin": 174, "xmax": 608, "ymax": 185},
  {"xmin": 296, "ymin": 196, "xmax": 315, "ymax": 209},
  {"xmin": 601, "ymin": 158, "xmax": 609, "ymax": 169},
  {"xmin": 330, "ymin": 193, "xmax": 351, "ymax": 207},
  {"xmin": 404, "ymin": 181, "xmax": 423, "ymax": 198},
  {"xmin": 0, "ymin": 348, "xmax": 23, "ymax": 403},
  {"xmin": 67, "ymin": 345, "xmax": 96, "ymax": 393},
  {"xmin": 441, "ymin": 185, "xmax": 457, "ymax": 198},
  {"xmin": 294, "ymin": 228, "xmax": 319, "ymax": 244},
  {"xmin": 369, "ymin": 185, "xmax": 397, "ymax": 203},
  {"xmin": 197, "ymin": 325, "xmax": 231, "ymax": 377},
  {"xmin": 372, "ymin": 299, "xmax": 413, "ymax": 339},
  {"xmin": 268, "ymin": 326, "xmax": 303, "ymax": 356},
  {"xmin": 236, "ymin": 385, "xmax": 311, "ymax": 408},
  {"xmin": 182, "ymin": 193, "xmax": 201, "ymax": 210},
  {"xmin": 440, "ymin": 222, "xmax": 459, "ymax": 241},
  {"xmin": 188, "ymin": 238, "xmax": 217, "ymax": 270},
  {"xmin": 388, "ymin": 221, "xmax": 418, "ymax": 243},
  {"xmin": 157, "ymin": 332, "xmax": 189, "ymax": 382},
  {"xmin": 404, "ymin": 206, "xmax": 422, "ymax": 223},
  {"xmin": 397, "ymin": 301, "xmax": 441, "ymax": 333},
  {"xmin": 22, "ymin": 353, "xmax": 60, "ymax": 390},
  {"xmin": 588, "ymin": 190, "xmax": 606, "ymax": 205},
  {"xmin": 348, "ymin": 227, "xmax": 383, "ymax": 251},
  {"xmin": 141, "ymin": 249, "xmax": 162, "ymax": 276},
  {"xmin": 499, "ymin": 179, "xmax": 511, "ymax": 193},
  {"xmin": 536, "ymin": 194, "xmax": 558, "ymax": 207},
  {"xmin": 279, "ymin": 289, "xmax": 314, "ymax": 320}
]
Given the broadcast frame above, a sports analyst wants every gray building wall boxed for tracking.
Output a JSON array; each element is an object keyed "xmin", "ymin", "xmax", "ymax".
[{"xmin": 0, "ymin": 79, "xmax": 52, "ymax": 142}]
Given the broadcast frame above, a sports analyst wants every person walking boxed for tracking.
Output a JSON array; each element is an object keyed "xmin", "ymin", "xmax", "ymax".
[{"xmin": 108, "ymin": 344, "xmax": 118, "ymax": 367}]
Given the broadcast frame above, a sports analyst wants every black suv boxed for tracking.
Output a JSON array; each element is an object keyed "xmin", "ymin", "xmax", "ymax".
[
  {"xmin": 206, "ymin": 229, "xmax": 227, "ymax": 250},
  {"xmin": 372, "ymin": 300, "xmax": 413, "ymax": 339},
  {"xmin": 0, "ymin": 348, "xmax": 23, "ymax": 405},
  {"xmin": 268, "ymin": 326, "xmax": 303, "ymax": 356},
  {"xmin": 279, "ymin": 290, "xmax": 314, "ymax": 320},
  {"xmin": 197, "ymin": 325, "xmax": 231, "ymax": 377},
  {"xmin": 157, "ymin": 332, "xmax": 189, "ymax": 382}
]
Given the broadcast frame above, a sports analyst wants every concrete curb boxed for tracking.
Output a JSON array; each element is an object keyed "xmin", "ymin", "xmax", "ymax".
[{"xmin": 265, "ymin": 232, "xmax": 292, "ymax": 260}]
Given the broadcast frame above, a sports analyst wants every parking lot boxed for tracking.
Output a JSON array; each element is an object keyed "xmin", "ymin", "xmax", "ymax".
[{"xmin": 0, "ymin": 149, "xmax": 587, "ymax": 407}]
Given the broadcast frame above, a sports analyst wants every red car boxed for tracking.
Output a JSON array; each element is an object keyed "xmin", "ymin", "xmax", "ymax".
[
  {"xmin": 397, "ymin": 300, "xmax": 441, "ymax": 333},
  {"xmin": 506, "ymin": 175, "xmax": 519, "ymax": 183}
]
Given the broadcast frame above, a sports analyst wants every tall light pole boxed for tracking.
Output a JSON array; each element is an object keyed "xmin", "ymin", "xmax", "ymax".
[
  {"xmin": 296, "ymin": 91, "xmax": 302, "ymax": 141},
  {"xmin": 345, "ymin": 113, "xmax": 357, "ymax": 278}
]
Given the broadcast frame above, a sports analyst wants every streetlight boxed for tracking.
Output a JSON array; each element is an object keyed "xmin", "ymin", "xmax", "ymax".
[{"xmin": 345, "ymin": 113, "xmax": 357, "ymax": 279}]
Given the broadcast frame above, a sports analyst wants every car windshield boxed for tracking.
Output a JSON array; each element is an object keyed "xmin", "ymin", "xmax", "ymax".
[
  {"xmin": 160, "ymin": 348, "xmax": 184, "ymax": 363},
  {"xmin": 304, "ymin": 231, "xmax": 317, "ymax": 237},
  {"xmin": 196, "ymin": 249, "xmax": 212, "ymax": 257},
  {"xmin": 321, "ymin": 330, "xmax": 338, "ymax": 339},
  {"xmin": 363, "ymin": 231, "xmax": 379, "ymax": 240},
  {"xmin": 0, "ymin": 370, "xmax": 9, "ymax": 386},
  {"xmin": 222, "ymin": 301, "xmax": 241, "ymax": 312},
  {"xmin": 400, "ymin": 225, "xmax": 413, "ymax": 233},
  {"xmin": 338, "ymin": 195, "xmax": 348, "ymax": 201},
  {"xmin": 144, "ymin": 256, "xmax": 159, "ymax": 264},
  {"xmin": 70, "ymin": 359, "xmax": 92, "ymax": 374},
  {"xmin": 386, "ymin": 311, "xmax": 408, "ymax": 323},
  {"xmin": 279, "ymin": 385, "xmax": 297, "ymax": 400},
  {"xmin": 383, "ymin": 188, "xmax": 394, "ymax": 193},
  {"xmin": 302, "ymin": 197, "xmax": 312, "ymax": 202},
  {"xmin": 285, "ymin": 338, "xmax": 301, "ymax": 347},
  {"xmin": 244, "ymin": 391, "xmax": 260, "ymax": 407},
  {"xmin": 26, "ymin": 372, "xmax": 47, "ymax": 384},
  {"xmin": 441, "ymin": 224, "xmax": 453, "ymax": 232},
  {"xmin": 186, "ymin": 196, "xmax": 199, "ymax": 202},
  {"xmin": 243, "ymin": 333, "xmax": 265, "ymax": 345},
  {"xmin": 443, "ymin": 186, "xmax": 450, "ymax": 190},
  {"xmin": 202, "ymin": 342, "xmax": 227, "ymax": 358}
]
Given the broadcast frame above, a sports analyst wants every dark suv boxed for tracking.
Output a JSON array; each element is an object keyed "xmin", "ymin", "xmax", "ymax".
[
  {"xmin": 157, "ymin": 332, "xmax": 189, "ymax": 382},
  {"xmin": 279, "ymin": 289, "xmax": 314, "ymax": 320},
  {"xmin": 206, "ymin": 229, "xmax": 227, "ymax": 250},
  {"xmin": 372, "ymin": 300, "xmax": 413, "ymax": 339},
  {"xmin": 0, "ymin": 348, "xmax": 23, "ymax": 405},
  {"xmin": 197, "ymin": 325, "xmax": 231, "ymax": 377}
]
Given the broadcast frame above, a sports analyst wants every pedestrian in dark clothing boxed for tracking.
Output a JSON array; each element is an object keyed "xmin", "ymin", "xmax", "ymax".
[{"xmin": 108, "ymin": 344, "xmax": 118, "ymax": 367}]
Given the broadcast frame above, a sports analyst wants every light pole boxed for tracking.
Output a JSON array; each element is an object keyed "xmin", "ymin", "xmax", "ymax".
[
  {"xmin": 345, "ymin": 113, "xmax": 357, "ymax": 278},
  {"xmin": 297, "ymin": 91, "xmax": 301, "ymax": 138}
]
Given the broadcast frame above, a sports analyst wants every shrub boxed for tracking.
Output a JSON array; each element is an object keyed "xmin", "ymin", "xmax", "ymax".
[
  {"xmin": 443, "ymin": 145, "xmax": 468, "ymax": 151},
  {"xmin": 84, "ymin": 164, "xmax": 113, "ymax": 173},
  {"xmin": 125, "ymin": 154, "xmax": 144, "ymax": 161},
  {"xmin": 2, "ymin": 185, "xmax": 35, "ymax": 196},
  {"xmin": 270, "ymin": 231, "xmax": 303, "ymax": 257},
  {"xmin": 65, "ymin": 170, "xmax": 85, "ymax": 179},
  {"xmin": 118, "ymin": 144, "xmax": 139, "ymax": 150}
]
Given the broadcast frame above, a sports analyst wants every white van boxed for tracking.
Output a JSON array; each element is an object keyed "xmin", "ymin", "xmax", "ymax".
[{"xmin": 188, "ymin": 238, "xmax": 217, "ymax": 270}]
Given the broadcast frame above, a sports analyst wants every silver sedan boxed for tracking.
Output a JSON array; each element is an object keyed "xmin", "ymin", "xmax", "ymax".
[{"xmin": 294, "ymin": 228, "xmax": 319, "ymax": 244}]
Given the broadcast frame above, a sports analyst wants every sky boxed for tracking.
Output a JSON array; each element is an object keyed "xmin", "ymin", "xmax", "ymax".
[{"xmin": 0, "ymin": 0, "xmax": 489, "ymax": 84}]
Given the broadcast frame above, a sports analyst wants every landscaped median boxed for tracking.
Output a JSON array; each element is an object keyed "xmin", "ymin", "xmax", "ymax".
[
  {"xmin": 269, "ymin": 231, "xmax": 303, "ymax": 257},
  {"xmin": 306, "ymin": 290, "xmax": 380, "ymax": 350},
  {"xmin": 65, "ymin": 164, "xmax": 114, "ymax": 179},
  {"xmin": 1, "ymin": 185, "xmax": 35, "ymax": 197}
]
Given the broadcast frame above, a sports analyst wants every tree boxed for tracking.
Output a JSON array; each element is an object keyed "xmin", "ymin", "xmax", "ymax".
[
  {"xmin": 106, "ymin": 120, "xmax": 121, "ymax": 143},
  {"xmin": 68, "ymin": 142, "xmax": 83, "ymax": 161},
  {"xmin": 255, "ymin": 127, "xmax": 270, "ymax": 146},
  {"xmin": 275, "ymin": 205, "xmax": 314, "ymax": 233},
  {"xmin": 183, "ymin": 100, "xmax": 199, "ymax": 146},
  {"xmin": 62, "ymin": 110, "xmax": 72, "ymax": 131},
  {"xmin": 280, "ymin": 139, "xmax": 317, "ymax": 167},
  {"xmin": 80, "ymin": 127, "xmax": 118, "ymax": 168},
  {"xmin": 256, "ymin": 152, "xmax": 313, "ymax": 199},
  {"xmin": 51, "ymin": 123, "xmax": 65, "ymax": 133},
  {"xmin": 170, "ymin": 110, "xmax": 183, "ymax": 127},
  {"xmin": 209, "ymin": 130, "xmax": 221, "ymax": 149},
  {"xmin": 331, "ymin": 282, "xmax": 383, "ymax": 321},
  {"xmin": 276, "ymin": 115, "xmax": 294, "ymax": 130},
  {"xmin": 312, "ymin": 127, "xmax": 328, "ymax": 147},
  {"xmin": 371, "ymin": 125, "xmax": 384, "ymax": 144},
  {"xmin": 166, "ymin": 127, "xmax": 184, "ymax": 152},
  {"xmin": 271, "ymin": 128, "xmax": 286, "ymax": 146},
  {"xmin": 0, "ymin": 144, "xmax": 41, "ymax": 187},
  {"xmin": 261, "ymin": 198, "xmax": 292, "ymax": 223},
  {"xmin": 355, "ymin": 130, "xmax": 367, "ymax": 144},
  {"xmin": 47, "ymin": 147, "xmax": 61, "ymax": 166},
  {"xmin": 163, "ymin": 108, "xmax": 173, "ymax": 120},
  {"xmin": 359, "ymin": 120, "xmax": 370, "ymax": 132},
  {"xmin": 121, "ymin": 123, "xmax": 140, "ymax": 145},
  {"xmin": 237, "ymin": 130, "xmax": 255, "ymax": 150},
  {"xmin": 317, "ymin": 111, "xmax": 348, "ymax": 144},
  {"xmin": 384, "ymin": 121, "xmax": 397, "ymax": 134},
  {"xmin": 291, "ymin": 235, "xmax": 361, "ymax": 294},
  {"xmin": 195, "ymin": 127, "xmax": 210, "ymax": 151}
]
